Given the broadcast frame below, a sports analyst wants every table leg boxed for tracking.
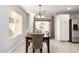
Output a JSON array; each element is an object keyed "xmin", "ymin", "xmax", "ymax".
[
  {"xmin": 47, "ymin": 39, "xmax": 50, "ymax": 53},
  {"xmin": 26, "ymin": 38, "xmax": 28, "ymax": 53}
]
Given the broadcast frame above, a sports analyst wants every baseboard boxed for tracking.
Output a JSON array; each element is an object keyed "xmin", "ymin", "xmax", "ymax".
[{"xmin": 8, "ymin": 39, "xmax": 25, "ymax": 53}]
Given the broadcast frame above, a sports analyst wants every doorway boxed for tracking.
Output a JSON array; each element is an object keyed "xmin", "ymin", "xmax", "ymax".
[{"xmin": 69, "ymin": 19, "xmax": 72, "ymax": 42}]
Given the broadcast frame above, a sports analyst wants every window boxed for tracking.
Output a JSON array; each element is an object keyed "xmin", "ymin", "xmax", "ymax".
[
  {"xmin": 9, "ymin": 9, "xmax": 22, "ymax": 38},
  {"xmin": 34, "ymin": 21, "xmax": 50, "ymax": 33}
]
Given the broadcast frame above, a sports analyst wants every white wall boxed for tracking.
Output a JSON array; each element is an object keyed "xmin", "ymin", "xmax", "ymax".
[
  {"xmin": 55, "ymin": 14, "xmax": 69, "ymax": 41},
  {"xmin": 20, "ymin": 6, "xmax": 35, "ymax": 33},
  {"xmin": 27, "ymin": 14, "xmax": 34, "ymax": 33},
  {"xmin": 54, "ymin": 15, "xmax": 60, "ymax": 40},
  {"xmin": 0, "ymin": 5, "xmax": 29, "ymax": 52},
  {"xmin": 70, "ymin": 14, "xmax": 79, "ymax": 19}
]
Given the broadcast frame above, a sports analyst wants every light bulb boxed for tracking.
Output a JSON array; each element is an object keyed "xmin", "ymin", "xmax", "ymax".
[{"xmin": 41, "ymin": 15, "xmax": 44, "ymax": 18}]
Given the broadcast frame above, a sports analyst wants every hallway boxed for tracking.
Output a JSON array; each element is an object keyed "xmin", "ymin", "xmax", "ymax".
[{"xmin": 11, "ymin": 39, "xmax": 79, "ymax": 53}]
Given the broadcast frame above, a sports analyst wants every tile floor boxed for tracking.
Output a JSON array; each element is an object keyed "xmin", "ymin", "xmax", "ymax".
[{"xmin": 11, "ymin": 39, "xmax": 79, "ymax": 53}]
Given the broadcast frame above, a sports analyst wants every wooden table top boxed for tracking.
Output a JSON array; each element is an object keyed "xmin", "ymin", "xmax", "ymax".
[{"xmin": 26, "ymin": 36, "xmax": 50, "ymax": 39}]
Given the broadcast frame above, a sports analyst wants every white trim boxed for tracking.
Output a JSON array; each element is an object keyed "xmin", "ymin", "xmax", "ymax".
[{"xmin": 8, "ymin": 39, "xmax": 25, "ymax": 53}]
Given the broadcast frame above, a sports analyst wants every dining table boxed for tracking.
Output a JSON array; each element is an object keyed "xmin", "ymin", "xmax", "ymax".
[{"xmin": 25, "ymin": 35, "xmax": 50, "ymax": 53}]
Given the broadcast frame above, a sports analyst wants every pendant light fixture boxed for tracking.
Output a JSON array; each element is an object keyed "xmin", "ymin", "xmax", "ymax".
[{"xmin": 35, "ymin": 5, "xmax": 44, "ymax": 18}]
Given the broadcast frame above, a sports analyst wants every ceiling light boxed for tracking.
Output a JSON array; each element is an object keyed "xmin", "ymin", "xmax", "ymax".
[
  {"xmin": 35, "ymin": 15, "xmax": 45, "ymax": 18},
  {"xmin": 35, "ymin": 5, "xmax": 45, "ymax": 18},
  {"xmin": 67, "ymin": 7, "xmax": 71, "ymax": 10}
]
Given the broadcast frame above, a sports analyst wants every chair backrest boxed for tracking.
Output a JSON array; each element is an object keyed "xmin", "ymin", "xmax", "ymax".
[
  {"xmin": 34, "ymin": 30, "xmax": 42, "ymax": 33},
  {"xmin": 31, "ymin": 33, "xmax": 44, "ymax": 49}
]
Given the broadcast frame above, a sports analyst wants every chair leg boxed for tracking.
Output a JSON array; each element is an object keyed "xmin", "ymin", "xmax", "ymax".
[
  {"xmin": 40, "ymin": 48, "xmax": 42, "ymax": 53},
  {"xmin": 33, "ymin": 48, "xmax": 35, "ymax": 53}
]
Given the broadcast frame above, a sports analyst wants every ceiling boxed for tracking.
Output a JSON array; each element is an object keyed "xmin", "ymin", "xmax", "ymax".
[{"xmin": 21, "ymin": 5, "xmax": 79, "ymax": 16}]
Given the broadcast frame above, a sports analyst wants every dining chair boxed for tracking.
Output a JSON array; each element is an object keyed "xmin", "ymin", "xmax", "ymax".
[
  {"xmin": 34, "ymin": 30, "xmax": 42, "ymax": 33},
  {"xmin": 31, "ymin": 33, "xmax": 44, "ymax": 53}
]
